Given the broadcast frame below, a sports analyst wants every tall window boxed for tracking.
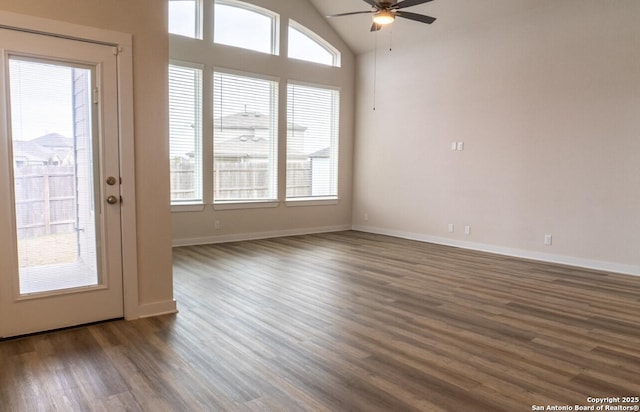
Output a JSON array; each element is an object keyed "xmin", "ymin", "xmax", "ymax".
[
  {"xmin": 288, "ymin": 20, "xmax": 341, "ymax": 67},
  {"xmin": 168, "ymin": 0, "xmax": 345, "ymax": 209},
  {"xmin": 213, "ymin": 71, "xmax": 278, "ymax": 202},
  {"xmin": 287, "ymin": 83, "xmax": 340, "ymax": 200},
  {"xmin": 169, "ymin": 64, "xmax": 203, "ymax": 203},
  {"xmin": 214, "ymin": 0, "xmax": 279, "ymax": 55},
  {"xmin": 169, "ymin": 0, "xmax": 201, "ymax": 39}
]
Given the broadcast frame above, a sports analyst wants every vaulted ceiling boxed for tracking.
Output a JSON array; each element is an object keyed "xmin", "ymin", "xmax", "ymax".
[{"xmin": 307, "ymin": 0, "xmax": 558, "ymax": 55}]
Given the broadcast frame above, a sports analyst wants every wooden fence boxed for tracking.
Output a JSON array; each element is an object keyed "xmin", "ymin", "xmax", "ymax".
[
  {"xmin": 170, "ymin": 159, "xmax": 313, "ymax": 201},
  {"xmin": 13, "ymin": 166, "xmax": 76, "ymax": 239}
]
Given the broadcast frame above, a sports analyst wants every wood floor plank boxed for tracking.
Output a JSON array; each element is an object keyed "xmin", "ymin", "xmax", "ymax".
[{"xmin": 1, "ymin": 230, "xmax": 639, "ymax": 411}]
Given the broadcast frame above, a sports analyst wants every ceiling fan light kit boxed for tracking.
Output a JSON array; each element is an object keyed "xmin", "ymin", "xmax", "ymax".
[
  {"xmin": 372, "ymin": 10, "xmax": 395, "ymax": 25},
  {"xmin": 327, "ymin": 0, "xmax": 436, "ymax": 31}
]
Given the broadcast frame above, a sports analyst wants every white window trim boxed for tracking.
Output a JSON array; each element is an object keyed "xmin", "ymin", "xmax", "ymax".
[
  {"xmin": 172, "ymin": 203, "xmax": 206, "ymax": 212},
  {"xmin": 213, "ymin": 66, "xmax": 280, "ymax": 83},
  {"xmin": 213, "ymin": 200, "xmax": 280, "ymax": 210},
  {"xmin": 285, "ymin": 198, "xmax": 339, "ymax": 207}
]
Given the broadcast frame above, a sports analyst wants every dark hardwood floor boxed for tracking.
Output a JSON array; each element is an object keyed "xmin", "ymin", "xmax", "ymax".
[{"xmin": 1, "ymin": 231, "xmax": 639, "ymax": 411}]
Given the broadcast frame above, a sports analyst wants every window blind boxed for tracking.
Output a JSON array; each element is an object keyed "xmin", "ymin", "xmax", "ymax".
[
  {"xmin": 286, "ymin": 82, "xmax": 339, "ymax": 200},
  {"xmin": 169, "ymin": 64, "xmax": 202, "ymax": 203},
  {"xmin": 213, "ymin": 71, "xmax": 278, "ymax": 202}
]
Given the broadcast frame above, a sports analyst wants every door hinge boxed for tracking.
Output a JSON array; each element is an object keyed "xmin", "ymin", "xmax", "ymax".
[
  {"xmin": 113, "ymin": 46, "xmax": 122, "ymax": 56},
  {"xmin": 92, "ymin": 87, "xmax": 99, "ymax": 104}
]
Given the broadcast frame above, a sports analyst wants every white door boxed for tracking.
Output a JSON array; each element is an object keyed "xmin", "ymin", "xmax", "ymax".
[{"xmin": 0, "ymin": 28, "xmax": 123, "ymax": 337}]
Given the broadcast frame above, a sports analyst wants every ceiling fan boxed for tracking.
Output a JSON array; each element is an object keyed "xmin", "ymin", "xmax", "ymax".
[{"xmin": 327, "ymin": 0, "xmax": 436, "ymax": 32}]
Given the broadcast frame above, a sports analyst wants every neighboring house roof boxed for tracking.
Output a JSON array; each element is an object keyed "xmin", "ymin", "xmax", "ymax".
[
  {"xmin": 214, "ymin": 112, "xmax": 307, "ymax": 132},
  {"xmin": 309, "ymin": 147, "xmax": 330, "ymax": 158},
  {"xmin": 214, "ymin": 111, "xmax": 308, "ymax": 159},
  {"xmin": 12, "ymin": 140, "xmax": 56, "ymax": 164},
  {"xmin": 12, "ymin": 134, "xmax": 74, "ymax": 166},
  {"xmin": 31, "ymin": 133, "xmax": 74, "ymax": 149}
]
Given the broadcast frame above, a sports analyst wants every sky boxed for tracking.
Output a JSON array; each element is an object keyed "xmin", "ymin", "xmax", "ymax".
[{"xmin": 9, "ymin": 59, "xmax": 76, "ymax": 141}]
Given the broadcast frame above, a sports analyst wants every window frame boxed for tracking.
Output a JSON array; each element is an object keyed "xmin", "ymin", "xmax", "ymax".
[
  {"xmin": 285, "ymin": 80, "xmax": 340, "ymax": 202},
  {"xmin": 213, "ymin": 0, "xmax": 280, "ymax": 56},
  {"xmin": 168, "ymin": 0, "xmax": 346, "ymax": 210},
  {"xmin": 168, "ymin": 0, "xmax": 203, "ymax": 40},
  {"xmin": 169, "ymin": 60, "xmax": 204, "ymax": 207},
  {"xmin": 212, "ymin": 67, "xmax": 280, "ymax": 205},
  {"xmin": 288, "ymin": 19, "xmax": 341, "ymax": 68}
]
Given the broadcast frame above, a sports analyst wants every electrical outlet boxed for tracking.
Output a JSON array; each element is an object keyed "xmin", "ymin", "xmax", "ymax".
[
  {"xmin": 544, "ymin": 234, "xmax": 552, "ymax": 246},
  {"xmin": 464, "ymin": 225, "xmax": 471, "ymax": 236},
  {"xmin": 448, "ymin": 223, "xmax": 454, "ymax": 233},
  {"xmin": 214, "ymin": 220, "xmax": 221, "ymax": 230}
]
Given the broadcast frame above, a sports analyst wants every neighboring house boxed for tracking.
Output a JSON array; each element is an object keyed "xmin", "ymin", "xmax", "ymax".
[
  {"xmin": 12, "ymin": 134, "xmax": 73, "ymax": 167},
  {"xmin": 213, "ymin": 111, "xmax": 308, "ymax": 160},
  {"xmin": 209, "ymin": 110, "xmax": 330, "ymax": 199},
  {"xmin": 31, "ymin": 133, "xmax": 75, "ymax": 165},
  {"xmin": 31, "ymin": 133, "xmax": 73, "ymax": 152}
]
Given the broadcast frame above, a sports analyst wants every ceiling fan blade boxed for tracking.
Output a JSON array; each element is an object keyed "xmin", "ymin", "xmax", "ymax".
[
  {"xmin": 362, "ymin": 0, "xmax": 380, "ymax": 7},
  {"xmin": 395, "ymin": 11, "xmax": 436, "ymax": 24},
  {"xmin": 370, "ymin": 22, "xmax": 382, "ymax": 32},
  {"xmin": 392, "ymin": 0, "xmax": 434, "ymax": 10},
  {"xmin": 327, "ymin": 10, "xmax": 374, "ymax": 18}
]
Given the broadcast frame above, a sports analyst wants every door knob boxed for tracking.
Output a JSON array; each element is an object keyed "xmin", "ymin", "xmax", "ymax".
[{"xmin": 106, "ymin": 195, "xmax": 118, "ymax": 205}]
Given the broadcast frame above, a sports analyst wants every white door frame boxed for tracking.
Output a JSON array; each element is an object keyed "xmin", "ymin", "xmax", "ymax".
[{"xmin": 0, "ymin": 11, "xmax": 140, "ymax": 321}]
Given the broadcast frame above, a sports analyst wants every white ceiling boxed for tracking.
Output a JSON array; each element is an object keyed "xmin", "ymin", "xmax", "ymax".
[{"xmin": 307, "ymin": 0, "xmax": 558, "ymax": 55}]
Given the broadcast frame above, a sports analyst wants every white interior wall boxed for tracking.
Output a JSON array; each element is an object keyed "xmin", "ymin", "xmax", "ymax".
[
  {"xmin": 170, "ymin": 0, "xmax": 356, "ymax": 245},
  {"xmin": 352, "ymin": 0, "xmax": 640, "ymax": 274}
]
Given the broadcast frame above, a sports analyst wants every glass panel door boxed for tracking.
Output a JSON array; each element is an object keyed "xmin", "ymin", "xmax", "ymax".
[
  {"xmin": 0, "ymin": 26, "xmax": 124, "ymax": 338},
  {"xmin": 9, "ymin": 58, "xmax": 101, "ymax": 295}
]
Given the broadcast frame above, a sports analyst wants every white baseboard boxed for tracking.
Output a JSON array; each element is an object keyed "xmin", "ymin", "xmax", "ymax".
[
  {"xmin": 352, "ymin": 224, "xmax": 640, "ymax": 277},
  {"xmin": 172, "ymin": 224, "xmax": 352, "ymax": 247},
  {"xmin": 136, "ymin": 299, "xmax": 178, "ymax": 319}
]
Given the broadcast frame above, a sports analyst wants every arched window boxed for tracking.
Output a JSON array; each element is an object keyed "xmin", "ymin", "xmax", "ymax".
[
  {"xmin": 169, "ymin": 0, "xmax": 201, "ymax": 39},
  {"xmin": 214, "ymin": 0, "xmax": 279, "ymax": 55},
  {"xmin": 288, "ymin": 20, "xmax": 340, "ymax": 67}
]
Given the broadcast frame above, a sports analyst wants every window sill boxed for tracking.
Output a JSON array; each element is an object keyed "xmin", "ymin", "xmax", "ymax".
[
  {"xmin": 171, "ymin": 203, "xmax": 206, "ymax": 213},
  {"xmin": 285, "ymin": 197, "xmax": 339, "ymax": 207},
  {"xmin": 213, "ymin": 200, "xmax": 280, "ymax": 211}
]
